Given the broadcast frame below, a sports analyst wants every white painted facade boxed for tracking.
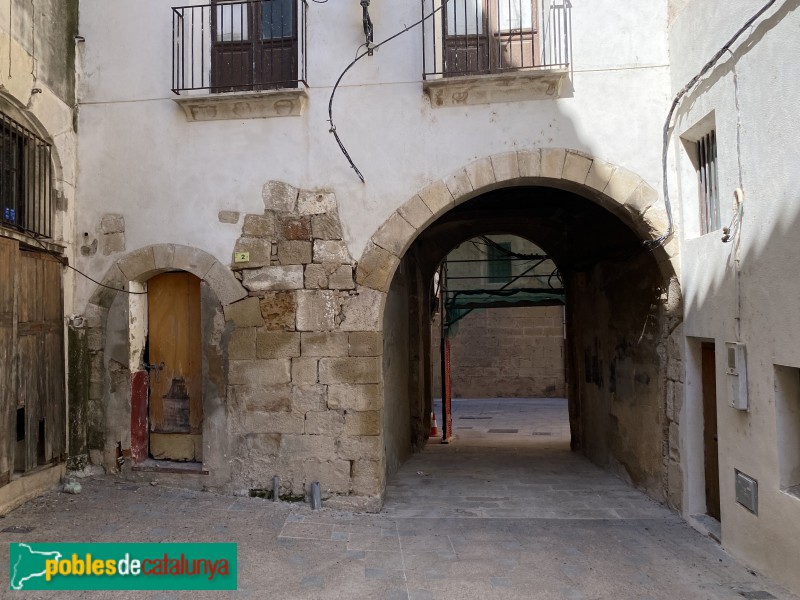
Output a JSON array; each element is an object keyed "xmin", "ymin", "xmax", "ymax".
[{"xmin": 668, "ymin": 0, "xmax": 800, "ymax": 591}]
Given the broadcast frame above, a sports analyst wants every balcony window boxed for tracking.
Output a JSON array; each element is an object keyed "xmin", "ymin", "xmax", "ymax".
[
  {"xmin": 423, "ymin": 0, "xmax": 571, "ymax": 79},
  {"xmin": 0, "ymin": 112, "xmax": 53, "ymax": 239},
  {"xmin": 172, "ymin": 0, "xmax": 307, "ymax": 94}
]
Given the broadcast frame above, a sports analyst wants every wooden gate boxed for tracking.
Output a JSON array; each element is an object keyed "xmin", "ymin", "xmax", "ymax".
[{"xmin": 0, "ymin": 237, "xmax": 65, "ymax": 487}]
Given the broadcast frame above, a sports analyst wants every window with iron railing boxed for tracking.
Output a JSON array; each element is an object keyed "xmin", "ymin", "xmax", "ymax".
[
  {"xmin": 422, "ymin": 0, "xmax": 571, "ymax": 79},
  {"xmin": 0, "ymin": 112, "xmax": 53, "ymax": 239},
  {"xmin": 697, "ymin": 130, "xmax": 720, "ymax": 234},
  {"xmin": 172, "ymin": 0, "xmax": 307, "ymax": 94}
]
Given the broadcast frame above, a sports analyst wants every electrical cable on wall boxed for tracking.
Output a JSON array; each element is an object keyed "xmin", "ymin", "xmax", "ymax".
[
  {"xmin": 651, "ymin": 0, "xmax": 781, "ymax": 250},
  {"xmin": 328, "ymin": 1, "xmax": 453, "ymax": 183}
]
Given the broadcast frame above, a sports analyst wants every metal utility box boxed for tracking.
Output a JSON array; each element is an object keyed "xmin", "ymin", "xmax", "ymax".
[
  {"xmin": 735, "ymin": 470, "xmax": 758, "ymax": 514},
  {"xmin": 726, "ymin": 342, "xmax": 748, "ymax": 410}
]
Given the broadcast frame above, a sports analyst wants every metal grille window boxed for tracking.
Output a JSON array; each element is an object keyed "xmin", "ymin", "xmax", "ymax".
[
  {"xmin": 697, "ymin": 130, "xmax": 720, "ymax": 233},
  {"xmin": 0, "ymin": 112, "xmax": 52, "ymax": 238},
  {"xmin": 423, "ymin": 0, "xmax": 571, "ymax": 79},
  {"xmin": 172, "ymin": 0, "xmax": 307, "ymax": 94}
]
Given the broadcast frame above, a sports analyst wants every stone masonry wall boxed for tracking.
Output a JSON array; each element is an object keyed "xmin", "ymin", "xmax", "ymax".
[
  {"xmin": 223, "ymin": 181, "xmax": 386, "ymax": 508},
  {"xmin": 431, "ymin": 306, "xmax": 566, "ymax": 399}
]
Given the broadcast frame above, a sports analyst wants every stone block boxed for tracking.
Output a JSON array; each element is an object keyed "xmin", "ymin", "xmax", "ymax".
[
  {"xmin": 116, "ymin": 247, "xmax": 156, "ymax": 280},
  {"xmin": 313, "ymin": 240, "xmax": 351, "ymax": 264},
  {"xmin": 304, "ymin": 263, "xmax": 329, "ymax": 289},
  {"xmin": 218, "ymin": 210, "xmax": 240, "ymax": 224},
  {"xmin": 233, "ymin": 236, "xmax": 272, "ymax": 267},
  {"xmin": 540, "ymin": 148, "xmax": 567, "ymax": 179},
  {"xmin": 230, "ymin": 384, "xmax": 292, "ymax": 412},
  {"xmin": 228, "ymin": 359, "xmax": 291, "ymax": 385},
  {"xmin": 372, "ymin": 212, "xmax": 416, "ymax": 257},
  {"xmin": 348, "ymin": 332, "xmax": 382, "ymax": 357},
  {"xmin": 491, "ymin": 152, "xmax": 520, "ymax": 182},
  {"xmin": 256, "ymin": 330, "xmax": 301, "ymax": 359},
  {"xmin": 279, "ymin": 215, "xmax": 311, "ymax": 240},
  {"xmin": 242, "ymin": 213, "xmax": 277, "ymax": 238},
  {"xmin": 204, "ymin": 261, "xmax": 248, "ymax": 306},
  {"xmin": 301, "ymin": 332, "xmax": 348, "ymax": 357},
  {"xmin": 223, "ymin": 297, "xmax": 264, "ymax": 327},
  {"xmin": 298, "ymin": 190, "xmax": 336, "ymax": 215},
  {"xmin": 278, "ymin": 240, "xmax": 312, "ymax": 265},
  {"xmin": 445, "ymin": 169, "xmax": 473, "ymax": 203},
  {"xmin": 100, "ymin": 214, "xmax": 125, "ymax": 234},
  {"xmin": 298, "ymin": 459, "xmax": 351, "ymax": 495},
  {"xmin": 418, "ymin": 179, "xmax": 454, "ymax": 216},
  {"xmin": 669, "ymin": 422, "xmax": 680, "ymax": 461},
  {"xmin": 311, "ymin": 213, "xmax": 343, "ymax": 240},
  {"xmin": 152, "ymin": 244, "xmax": 175, "ymax": 270},
  {"xmin": 339, "ymin": 288, "xmax": 384, "ymax": 331},
  {"xmin": 603, "ymin": 167, "xmax": 642, "ymax": 204},
  {"xmin": 344, "ymin": 411, "xmax": 380, "ymax": 436},
  {"xmin": 173, "ymin": 245, "xmax": 216, "ymax": 277},
  {"xmin": 245, "ymin": 411, "xmax": 304, "ymax": 434},
  {"xmin": 351, "ymin": 460, "xmax": 383, "ymax": 495},
  {"xmin": 327, "ymin": 384, "xmax": 380, "ymax": 411},
  {"xmin": 244, "ymin": 433, "xmax": 281, "ymax": 456},
  {"xmin": 292, "ymin": 384, "xmax": 325, "ymax": 412},
  {"xmin": 355, "ymin": 243, "xmax": 399, "ymax": 292},
  {"xmin": 242, "ymin": 265, "xmax": 304, "ymax": 291},
  {"xmin": 228, "ymin": 327, "xmax": 256, "ymax": 359},
  {"xmin": 102, "ymin": 232, "xmax": 125, "ymax": 255},
  {"xmin": 336, "ymin": 436, "xmax": 381, "ymax": 460},
  {"xmin": 260, "ymin": 291, "xmax": 297, "ymax": 330},
  {"xmin": 624, "ymin": 181, "xmax": 659, "ymax": 216},
  {"xmin": 517, "ymin": 148, "xmax": 542, "ymax": 178},
  {"xmin": 585, "ymin": 158, "xmax": 616, "ymax": 192},
  {"xmin": 562, "ymin": 151, "xmax": 593, "ymax": 184},
  {"xmin": 304, "ymin": 411, "xmax": 345, "ymax": 436},
  {"xmin": 398, "ymin": 194, "xmax": 434, "ymax": 230},
  {"xmin": 291, "ymin": 358, "xmax": 318, "ymax": 385},
  {"xmin": 263, "ymin": 180, "xmax": 298, "ymax": 212},
  {"xmin": 465, "ymin": 157, "xmax": 496, "ymax": 190},
  {"xmin": 319, "ymin": 357, "xmax": 380, "ymax": 384},
  {"xmin": 280, "ymin": 434, "xmax": 336, "ymax": 456},
  {"xmin": 296, "ymin": 290, "xmax": 337, "ymax": 331},
  {"xmin": 329, "ymin": 265, "xmax": 354, "ymax": 290}
]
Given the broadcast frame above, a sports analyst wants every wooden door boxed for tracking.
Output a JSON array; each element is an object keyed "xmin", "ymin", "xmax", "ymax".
[
  {"xmin": 701, "ymin": 342, "xmax": 720, "ymax": 520},
  {"xmin": 147, "ymin": 272, "xmax": 203, "ymax": 462},
  {"xmin": 0, "ymin": 237, "xmax": 17, "ymax": 486},
  {"xmin": 490, "ymin": 0, "xmax": 538, "ymax": 71},
  {"xmin": 443, "ymin": 0, "xmax": 490, "ymax": 75}
]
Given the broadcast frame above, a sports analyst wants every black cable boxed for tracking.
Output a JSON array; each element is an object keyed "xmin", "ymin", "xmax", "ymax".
[
  {"xmin": 650, "ymin": 0, "xmax": 780, "ymax": 250},
  {"xmin": 18, "ymin": 231, "xmax": 146, "ymax": 295},
  {"xmin": 328, "ymin": 1, "xmax": 452, "ymax": 182}
]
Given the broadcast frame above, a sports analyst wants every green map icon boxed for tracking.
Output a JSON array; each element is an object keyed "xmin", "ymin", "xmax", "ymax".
[{"xmin": 10, "ymin": 543, "xmax": 63, "ymax": 590}]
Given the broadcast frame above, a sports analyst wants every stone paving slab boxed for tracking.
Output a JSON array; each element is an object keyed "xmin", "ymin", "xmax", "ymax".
[{"xmin": 0, "ymin": 398, "xmax": 796, "ymax": 599}]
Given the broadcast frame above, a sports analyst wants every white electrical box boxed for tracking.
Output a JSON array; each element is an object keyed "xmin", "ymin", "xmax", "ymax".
[{"xmin": 726, "ymin": 342, "xmax": 748, "ymax": 410}]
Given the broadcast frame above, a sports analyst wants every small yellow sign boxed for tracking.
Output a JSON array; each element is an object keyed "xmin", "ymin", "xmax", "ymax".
[{"xmin": 233, "ymin": 252, "xmax": 250, "ymax": 263}]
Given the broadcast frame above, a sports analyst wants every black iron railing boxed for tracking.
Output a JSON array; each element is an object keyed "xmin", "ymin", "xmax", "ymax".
[
  {"xmin": 422, "ymin": 0, "xmax": 571, "ymax": 79},
  {"xmin": 0, "ymin": 112, "xmax": 52, "ymax": 238},
  {"xmin": 172, "ymin": 0, "xmax": 308, "ymax": 94}
]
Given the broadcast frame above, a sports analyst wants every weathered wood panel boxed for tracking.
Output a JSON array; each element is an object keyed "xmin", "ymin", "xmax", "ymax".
[{"xmin": 0, "ymin": 237, "xmax": 18, "ymax": 483}]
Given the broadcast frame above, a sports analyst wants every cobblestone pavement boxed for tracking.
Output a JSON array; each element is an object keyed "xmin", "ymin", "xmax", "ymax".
[{"xmin": 0, "ymin": 398, "xmax": 796, "ymax": 599}]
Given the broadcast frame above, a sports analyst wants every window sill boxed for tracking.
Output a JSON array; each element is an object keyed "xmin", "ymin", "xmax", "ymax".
[
  {"xmin": 0, "ymin": 225, "xmax": 65, "ymax": 254},
  {"xmin": 173, "ymin": 88, "xmax": 308, "ymax": 122},
  {"xmin": 423, "ymin": 68, "xmax": 569, "ymax": 108}
]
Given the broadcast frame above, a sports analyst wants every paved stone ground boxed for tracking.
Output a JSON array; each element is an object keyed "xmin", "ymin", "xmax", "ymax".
[{"xmin": 0, "ymin": 398, "xmax": 796, "ymax": 599}]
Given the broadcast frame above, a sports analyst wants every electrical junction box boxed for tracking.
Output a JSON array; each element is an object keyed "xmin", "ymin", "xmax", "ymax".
[
  {"xmin": 726, "ymin": 342, "xmax": 748, "ymax": 410},
  {"xmin": 735, "ymin": 469, "xmax": 758, "ymax": 514}
]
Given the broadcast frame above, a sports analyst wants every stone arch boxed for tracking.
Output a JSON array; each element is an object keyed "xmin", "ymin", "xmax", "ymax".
[
  {"xmin": 86, "ymin": 244, "xmax": 246, "ymax": 314},
  {"xmin": 79, "ymin": 244, "xmax": 246, "ymax": 469},
  {"xmin": 356, "ymin": 148, "xmax": 679, "ymax": 293}
]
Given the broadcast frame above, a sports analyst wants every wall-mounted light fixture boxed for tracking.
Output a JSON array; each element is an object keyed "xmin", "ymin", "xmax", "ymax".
[{"xmin": 361, "ymin": 0, "xmax": 374, "ymax": 55}]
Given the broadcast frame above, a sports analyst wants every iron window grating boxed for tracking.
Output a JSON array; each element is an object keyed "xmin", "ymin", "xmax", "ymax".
[
  {"xmin": 0, "ymin": 111, "xmax": 53, "ymax": 239},
  {"xmin": 697, "ymin": 129, "xmax": 720, "ymax": 234}
]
